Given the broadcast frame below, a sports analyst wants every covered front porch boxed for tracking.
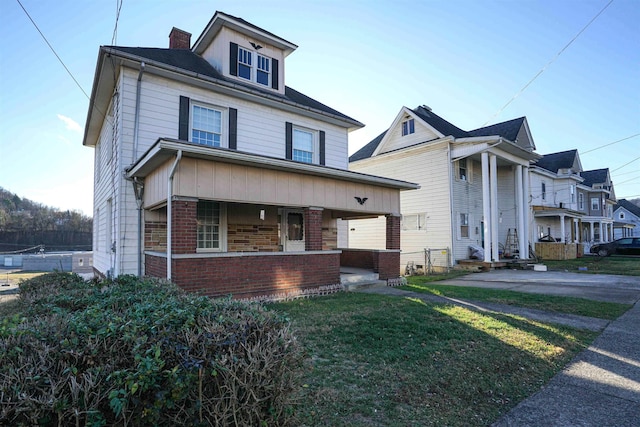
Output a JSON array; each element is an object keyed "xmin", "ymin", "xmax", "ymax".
[{"xmin": 127, "ymin": 138, "xmax": 417, "ymax": 298}]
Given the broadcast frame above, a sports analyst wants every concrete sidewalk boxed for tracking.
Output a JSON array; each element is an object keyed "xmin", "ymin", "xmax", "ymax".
[{"xmin": 493, "ymin": 299, "xmax": 640, "ymax": 427}]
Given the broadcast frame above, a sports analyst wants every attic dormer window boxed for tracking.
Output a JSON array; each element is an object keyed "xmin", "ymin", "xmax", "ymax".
[
  {"xmin": 231, "ymin": 43, "xmax": 277, "ymax": 89},
  {"xmin": 402, "ymin": 118, "xmax": 415, "ymax": 136}
]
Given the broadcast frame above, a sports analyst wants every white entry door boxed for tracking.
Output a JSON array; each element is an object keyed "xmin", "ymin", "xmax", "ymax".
[{"xmin": 282, "ymin": 209, "xmax": 305, "ymax": 252}]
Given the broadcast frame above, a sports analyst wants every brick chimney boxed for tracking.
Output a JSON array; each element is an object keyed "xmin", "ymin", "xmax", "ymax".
[{"xmin": 169, "ymin": 27, "xmax": 191, "ymax": 49}]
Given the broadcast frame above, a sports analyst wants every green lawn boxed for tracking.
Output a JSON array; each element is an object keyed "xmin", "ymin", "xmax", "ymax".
[
  {"xmin": 269, "ymin": 292, "xmax": 598, "ymax": 426},
  {"xmin": 402, "ymin": 278, "xmax": 631, "ymax": 320},
  {"xmin": 543, "ymin": 255, "xmax": 640, "ymax": 276}
]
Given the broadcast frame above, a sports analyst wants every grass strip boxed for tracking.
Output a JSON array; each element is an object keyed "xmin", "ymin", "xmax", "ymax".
[
  {"xmin": 402, "ymin": 279, "xmax": 630, "ymax": 320},
  {"xmin": 543, "ymin": 256, "xmax": 640, "ymax": 276},
  {"xmin": 270, "ymin": 292, "xmax": 597, "ymax": 426}
]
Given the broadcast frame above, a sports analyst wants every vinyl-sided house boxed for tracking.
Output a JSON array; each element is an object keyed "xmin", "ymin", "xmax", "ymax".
[
  {"xmin": 579, "ymin": 168, "xmax": 616, "ymax": 244},
  {"xmin": 529, "ymin": 151, "xmax": 617, "ymax": 249},
  {"xmin": 348, "ymin": 105, "xmax": 540, "ymax": 271},
  {"xmin": 529, "ymin": 149, "xmax": 585, "ymax": 244},
  {"xmin": 613, "ymin": 199, "xmax": 640, "ymax": 238},
  {"xmin": 83, "ymin": 12, "xmax": 417, "ymax": 297}
]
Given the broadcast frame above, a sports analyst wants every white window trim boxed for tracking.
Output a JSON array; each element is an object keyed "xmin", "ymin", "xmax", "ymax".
[
  {"xmin": 401, "ymin": 118, "xmax": 415, "ymax": 136},
  {"xmin": 237, "ymin": 45, "xmax": 272, "ymax": 87},
  {"xmin": 292, "ymin": 125, "xmax": 318, "ymax": 164},
  {"xmin": 591, "ymin": 197, "xmax": 600, "ymax": 211},
  {"xmin": 189, "ymin": 102, "xmax": 228, "ymax": 148},
  {"xmin": 401, "ymin": 213, "xmax": 427, "ymax": 231},
  {"xmin": 578, "ymin": 193, "xmax": 584, "ymax": 210},
  {"xmin": 541, "ymin": 182, "xmax": 547, "ymax": 201},
  {"xmin": 457, "ymin": 213, "xmax": 470, "ymax": 240},
  {"xmin": 196, "ymin": 201, "xmax": 227, "ymax": 253},
  {"xmin": 456, "ymin": 158, "xmax": 472, "ymax": 183}
]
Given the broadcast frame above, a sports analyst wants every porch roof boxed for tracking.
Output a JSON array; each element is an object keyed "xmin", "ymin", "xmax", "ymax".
[
  {"xmin": 127, "ymin": 138, "xmax": 419, "ymax": 191},
  {"xmin": 532, "ymin": 206, "xmax": 583, "ymax": 219}
]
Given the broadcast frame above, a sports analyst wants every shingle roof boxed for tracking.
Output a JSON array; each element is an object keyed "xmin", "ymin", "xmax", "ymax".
[
  {"xmin": 413, "ymin": 106, "xmax": 467, "ymax": 138},
  {"xmin": 580, "ymin": 168, "xmax": 609, "ymax": 187},
  {"xmin": 349, "ymin": 130, "xmax": 387, "ymax": 162},
  {"xmin": 349, "ymin": 105, "xmax": 526, "ymax": 162},
  {"xmin": 107, "ymin": 46, "xmax": 360, "ymax": 125},
  {"xmin": 614, "ymin": 199, "xmax": 640, "ymax": 218},
  {"xmin": 535, "ymin": 149, "xmax": 578, "ymax": 173},
  {"xmin": 467, "ymin": 117, "xmax": 525, "ymax": 142}
]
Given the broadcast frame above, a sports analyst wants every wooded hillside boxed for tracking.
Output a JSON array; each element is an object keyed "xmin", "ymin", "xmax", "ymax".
[{"xmin": 0, "ymin": 187, "xmax": 92, "ymax": 252}]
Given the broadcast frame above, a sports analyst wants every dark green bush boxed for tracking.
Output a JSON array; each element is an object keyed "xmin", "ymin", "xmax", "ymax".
[{"xmin": 1, "ymin": 274, "xmax": 302, "ymax": 426}]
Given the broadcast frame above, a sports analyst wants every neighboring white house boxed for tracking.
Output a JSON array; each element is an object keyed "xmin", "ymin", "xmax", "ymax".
[
  {"xmin": 529, "ymin": 151, "xmax": 617, "ymax": 249},
  {"xmin": 529, "ymin": 149, "xmax": 585, "ymax": 243},
  {"xmin": 348, "ymin": 105, "xmax": 540, "ymax": 271},
  {"xmin": 613, "ymin": 199, "xmax": 640, "ymax": 238},
  {"xmin": 82, "ymin": 11, "xmax": 417, "ymax": 297}
]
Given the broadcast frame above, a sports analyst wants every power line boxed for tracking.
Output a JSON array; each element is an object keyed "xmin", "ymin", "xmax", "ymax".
[
  {"xmin": 612, "ymin": 169, "xmax": 640, "ymax": 177},
  {"xmin": 16, "ymin": 0, "xmax": 90, "ymax": 101},
  {"xmin": 614, "ymin": 174, "xmax": 640, "ymax": 186},
  {"xmin": 611, "ymin": 155, "xmax": 640, "ymax": 173},
  {"xmin": 581, "ymin": 133, "xmax": 640, "ymax": 155},
  {"xmin": 482, "ymin": 0, "xmax": 614, "ymax": 126},
  {"xmin": 111, "ymin": 0, "xmax": 124, "ymax": 45}
]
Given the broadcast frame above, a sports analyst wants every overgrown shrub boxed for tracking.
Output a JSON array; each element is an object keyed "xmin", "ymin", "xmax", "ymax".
[{"xmin": 1, "ymin": 273, "xmax": 302, "ymax": 426}]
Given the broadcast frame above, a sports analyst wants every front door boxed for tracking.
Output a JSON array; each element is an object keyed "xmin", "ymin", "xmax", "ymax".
[{"xmin": 282, "ymin": 209, "xmax": 305, "ymax": 252}]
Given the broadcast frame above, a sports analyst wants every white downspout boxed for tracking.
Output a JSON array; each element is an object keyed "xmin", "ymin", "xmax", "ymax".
[
  {"xmin": 447, "ymin": 144, "xmax": 455, "ymax": 267},
  {"xmin": 167, "ymin": 150, "xmax": 183, "ymax": 281},
  {"xmin": 132, "ymin": 62, "xmax": 145, "ymax": 161}
]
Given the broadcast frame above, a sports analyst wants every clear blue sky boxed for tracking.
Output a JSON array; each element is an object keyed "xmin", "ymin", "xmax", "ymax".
[{"xmin": 1, "ymin": 0, "xmax": 638, "ymax": 216}]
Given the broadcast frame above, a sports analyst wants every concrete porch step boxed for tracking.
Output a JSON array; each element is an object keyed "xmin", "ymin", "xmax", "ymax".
[{"xmin": 343, "ymin": 280, "xmax": 388, "ymax": 292}]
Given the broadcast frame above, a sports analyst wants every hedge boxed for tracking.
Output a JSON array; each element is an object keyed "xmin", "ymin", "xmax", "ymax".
[{"xmin": 1, "ymin": 273, "xmax": 302, "ymax": 426}]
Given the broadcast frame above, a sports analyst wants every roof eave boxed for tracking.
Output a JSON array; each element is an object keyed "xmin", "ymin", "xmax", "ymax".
[
  {"xmin": 127, "ymin": 138, "xmax": 420, "ymax": 191},
  {"xmin": 192, "ymin": 11, "xmax": 298, "ymax": 57}
]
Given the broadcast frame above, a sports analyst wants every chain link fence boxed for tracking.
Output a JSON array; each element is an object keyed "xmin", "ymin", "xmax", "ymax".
[{"xmin": 403, "ymin": 248, "xmax": 451, "ymax": 275}]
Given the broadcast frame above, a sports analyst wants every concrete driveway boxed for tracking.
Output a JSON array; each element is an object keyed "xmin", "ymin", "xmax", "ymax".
[{"xmin": 439, "ymin": 270, "xmax": 640, "ymax": 304}]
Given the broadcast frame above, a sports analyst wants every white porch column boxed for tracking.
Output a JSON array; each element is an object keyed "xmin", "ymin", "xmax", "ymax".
[
  {"xmin": 560, "ymin": 214, "xmax": 566, "ymax": 243},
  {"xmin": 481, "ymin": 152, "xmax": 491, "ymax": 263},
  {"xmin": 523, "ymin": 166, "xmax": 530, "ymax": 258},
  {"xmin": 516, "ymin": 165, "xmax": 526, "ymax": 258},
  {"xmin": 490, "ymin": 154, "xmax": 499, "ymax": 261},
  {"xmin": 574, "ymin": 219, "xmax": 579, "ymax": 243},
  {"xmin": 599, "ymin": 221, "xmax": 604, "ymax": 242},
  {"xmin": 590, "ymin": 222, "xmax": 595, "ymax": 241}
]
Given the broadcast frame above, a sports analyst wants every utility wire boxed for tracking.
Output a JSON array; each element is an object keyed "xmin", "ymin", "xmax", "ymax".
[
  {"xmin": 611, "ymin": 155, "xmax": 640, "ymax": 173},
  {"xmin": 612, "ymin": 169, "xmax": 640, "ymax": 177},
  {"xmin": 111, "ymin": 0, "xmax": 124, "ymax": 45},
  {"xmin": 581, "ymin": 133, "xmax": 640, "ymax": 155},
  {"xmin": 16, "ymin": 0, "xmax": 91, "ymax": 101},
  {"xmin": 614, "ymin": 175, "xmax": 640, "ymax": 186},
  {"xmin": 481, "ymin": 0, "xmax": 614, "ymax": 126}
]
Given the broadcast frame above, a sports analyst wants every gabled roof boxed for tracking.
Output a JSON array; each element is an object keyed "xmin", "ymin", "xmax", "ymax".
[
  {"xmin": 412, "ymin": 106, "xmax": 467, "ymax": 138},
  {"xmin": 192, "ymin": 11, "xmax": 297, "ymax": 56},
  {"xmin": 84, "ymin": 46, "xmax": 362, "ymax": 146},
  {"xmin": 467, "ymin": 117, "xmax": 525, "ymax": 142},
  {"xmin": 535, "ymin": 149, "xmax": 579, "ymax": 173},
  {"xmin": 580, "ymin": 168, "xmax": 609, "ymax": 187},
  {"xmin": 350, "ymin": 105, "xmax": 529, "ymax": 162},
  {"xmin": 614, "ymin": 199, "xmax": 640, "ymax": 218},
  {"xmin": 349, "ymin": 130, "xmax": 387, "ymax": 162}
]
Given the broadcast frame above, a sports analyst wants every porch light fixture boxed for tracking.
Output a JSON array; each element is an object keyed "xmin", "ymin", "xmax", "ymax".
[{"xmin": 260, "ymin": 209, "xmax": 265, "ymax": 220}]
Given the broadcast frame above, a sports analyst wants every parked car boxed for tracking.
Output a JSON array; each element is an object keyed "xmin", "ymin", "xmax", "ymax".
[{"xmin": 590, "ymin": 238, "xmax": 640, "ymax": 256}]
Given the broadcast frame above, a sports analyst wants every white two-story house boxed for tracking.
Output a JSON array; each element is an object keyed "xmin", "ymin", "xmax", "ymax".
[
  {"xmin": 529, "ymin": 150, "xmax": 617, "ymax": 253},
  {"xmin": 82, "ymin": 11, "xmax": 417, "ymax": 298},
  {"xmin": 348, "ymin": 105, "xmax": 540, "ymax": 271}
]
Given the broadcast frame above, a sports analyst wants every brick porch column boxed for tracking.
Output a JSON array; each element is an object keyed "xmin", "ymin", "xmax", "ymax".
[
  {"xmin": 304, "ymin": 207, "xmax": 323, "ymax": 251},
  {"xmin": 386, "ymin": 214, "xmax": 400, "ymax": 250},
  {"xmin": 171, "ymin": 197, "xmax": 198, "ymax": 254}
]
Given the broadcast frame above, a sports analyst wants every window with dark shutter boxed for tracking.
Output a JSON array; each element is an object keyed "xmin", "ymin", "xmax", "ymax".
[
  {"xmin": 271, "ymin": 58, "xmax": 279, "ymax": 90},
  {"xmin": 285, "ymin": 122, "xmax": 293, "ymax": 160},
  {"xmin": 179, "ymin": 96, "xmax": 190, "ymax": 141},
  {"xmin": 229, "ymin": 42, "xmax": 238, "ymax": 76},
  {"xmin": 319, "ymin": 131, "xmax": 325, "ymax": 165},
  {"xmin": 229, "ymin": 108, "xmax": 237, "ymax": 150}
]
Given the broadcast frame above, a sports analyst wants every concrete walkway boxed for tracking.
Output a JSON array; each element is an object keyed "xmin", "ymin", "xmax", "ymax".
[{"xmin": 356, "ymin": 270, "xmax": 640, "ymax": 427}]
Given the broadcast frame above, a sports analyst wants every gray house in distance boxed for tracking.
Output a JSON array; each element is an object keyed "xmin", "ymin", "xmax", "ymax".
[{"xmin": 613, "ymin": 199, "xmax": 640, "ymax": 238}]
